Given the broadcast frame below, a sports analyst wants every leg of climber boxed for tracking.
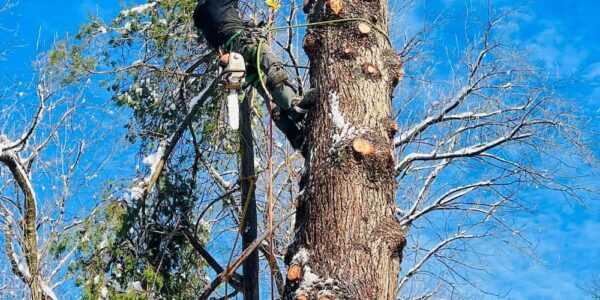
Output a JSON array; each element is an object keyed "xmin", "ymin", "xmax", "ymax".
[
  {"xmin": 193, "ymin": 0, "xmax": 318, "ymax": 151},
  {"xmin": 193, "ymin": 0, "xmax": 310, "ymax": 114},
  {"xmin": 232, "ymin": 31, "xmax": 318, "ymax": 121},
  {"xmin": 230, "ymin": 30, "xmax": 318, "ymax": 151},
  {"xmin": 254, "ymin": 86, "xmax": 304, "ymax": 150}
]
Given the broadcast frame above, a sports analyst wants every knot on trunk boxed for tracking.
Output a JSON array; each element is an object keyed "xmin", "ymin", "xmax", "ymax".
[
  {"xmin": 373, "ymin": 218, "xmax": 407, "ymax": 259},
  {"xmin": 339, "ymin": 43, "xmax": 356, "ymax": 59},
  {"xmin": 303, "ymin": 31, "xmax": 321, "ymax": 58},
  {"xmin": 383, "ymin": 49, "xmax": 404, "ymax": 88},
  {"xmin": 384, "ymin": 118, "xmax": 399, "ymax": 138},
  {"xmin": 362, "ymin": 62, "xmax": 381, "ymax": 78},
  {"xmin": 326, "ymin": 0, "xmax": 344, "ymax": 15}
]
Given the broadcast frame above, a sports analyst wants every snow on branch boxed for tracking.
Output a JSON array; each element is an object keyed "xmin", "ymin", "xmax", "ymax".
[
  {"xmin": 129, "ymin": 77, "xmax": 217, "ymax": 202},
  {"xmin": 396, "ymin": 117, "xmax": 533, "ymax": 173},
  {"xmin": 394, "ymin": 86, "xmax": 475, "ymax": 148},
  {"xmin": 0, "ymin": 87, "xmax": 48, "ymax": 152},
  {"xmin": 120, "ymin": 2, "xmax": 157, "ymax": 16},
  {"xmin": 41, "ymin": 281, "xmax": 58, "ymax": 300},
  {"xmin": 403, "ymin": 158, "xmax": 452, "ymax": 220},
  {"xmin": 401, "ymin": 180, "xmax": 494, "ymax": 226},
  {"xmin": 2, "ymin": 208, "xmax": 32, "ymax": 284}
]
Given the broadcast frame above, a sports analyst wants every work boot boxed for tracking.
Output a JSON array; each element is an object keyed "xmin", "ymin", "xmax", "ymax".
[
  {"xmin": 272, "ymin": 107, "xmax": 305, "ymax": 151},
  {"xmin": 274, "ymin": 87, "xmax": 319, "ymax": 151},
  {"xmin": 286, "ymin": 87, "xmax": 319, "ymax": 123}
]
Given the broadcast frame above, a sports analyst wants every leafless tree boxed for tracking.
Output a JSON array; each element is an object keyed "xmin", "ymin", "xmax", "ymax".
[
  {"xmin": 0, "ymin": 43, "xmax": 120, "ymax": 298},
  {"xmin": 0, "ymin": 0, "xmax": 23, "ymax": 61},
  {"xmin": 583, "ymin": 273, "xmax": 600, "ymax": 300}
]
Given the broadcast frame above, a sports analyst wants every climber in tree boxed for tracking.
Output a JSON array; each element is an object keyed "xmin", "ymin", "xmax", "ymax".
[{"xmin": 193, "ymin": 0, "xmax": 316, "ymax": 151}]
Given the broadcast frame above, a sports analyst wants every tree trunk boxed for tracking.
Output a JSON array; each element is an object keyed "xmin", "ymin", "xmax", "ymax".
[
  {"xmin": 240, "ymin": 93, "xmax": 260, "ymax": 300},
  {"xmin": 0, "ymin": 151, "xmax": 42, "ymax": 300},
  {"xmin": 283, "ymin": 0, "xmax": 405, "ymax": 299}
]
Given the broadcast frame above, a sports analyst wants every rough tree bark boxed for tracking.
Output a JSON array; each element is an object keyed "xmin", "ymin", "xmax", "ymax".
[{"xmin": 283, "ymin": 0, "xmax": 405, "ymax": 299}]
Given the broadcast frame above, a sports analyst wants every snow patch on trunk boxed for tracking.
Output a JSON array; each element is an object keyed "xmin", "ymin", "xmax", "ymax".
[
  {"xmin": 327, "ymin": 91, "xmax": 367, "ymax": 155},
  {"xmin": 300, "ymin": 266, "xmax": 320, "ymax": 287},
  {"xmin": 293, "ymin": 248, "xmax": 310, "ymax": 264},
  {"xmin": 328, "ymin": 91, "xmax": 346, "ymax": 129}
]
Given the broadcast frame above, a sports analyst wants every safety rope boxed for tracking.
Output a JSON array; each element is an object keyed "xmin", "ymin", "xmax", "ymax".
[
  {"xmin": 225, "ymin": 17, "xmax": 392, "ymax": 52},
  {"xmin": 264, "ymin": 4, "xmax": 278, "ymax": 299},
  {"xmin": 225, "ymin": 18, "xmax": 392, "ymax": 48},
  {"xmin": 269, "ymin": 17, "xmax": 392, "ymax": 45},
  {"xmin": 223, "ymin": 175, "xmax": 256, "ymax": 298}
]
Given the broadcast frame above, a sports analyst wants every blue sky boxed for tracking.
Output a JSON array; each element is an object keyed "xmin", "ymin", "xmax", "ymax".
[
  {"xmin": 397, "ymin": 1, "xmax": 600, "ymax": 299},
  {"xmin": 1, "ymin": 0, "xmax": 599, "ymax": 299}
]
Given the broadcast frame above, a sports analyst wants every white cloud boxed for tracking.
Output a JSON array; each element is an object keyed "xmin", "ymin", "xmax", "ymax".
[
  {"xmin": 476, "ymin": 202, "xmax": 600, "ymax": 299},
  {"xmin": 525, "ymin": 22, "xmax": 588, "ymax": 74}
]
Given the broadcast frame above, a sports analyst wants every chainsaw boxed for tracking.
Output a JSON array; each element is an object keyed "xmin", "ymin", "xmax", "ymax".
[{"xmin": 218, "ymin": 52, "xmax": 246, "ymax": 130}]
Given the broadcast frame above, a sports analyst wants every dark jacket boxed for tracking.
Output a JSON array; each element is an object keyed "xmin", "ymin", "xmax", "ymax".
[{"xmin": 193, "ymin": 0, "xmax": 243, "ymax": 47}]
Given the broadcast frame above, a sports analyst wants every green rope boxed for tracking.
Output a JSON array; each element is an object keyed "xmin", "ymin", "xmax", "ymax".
[
  {"xmin": 224, "ymin": 30, "xmax": 242, "ymax": 49},
  {"xmin": 268, "ymin": 17, "xmax": 392, "ymax": 45},
  {"xmin": 256, "ymin": 38, "xmax": 271, "ymax": 102}
]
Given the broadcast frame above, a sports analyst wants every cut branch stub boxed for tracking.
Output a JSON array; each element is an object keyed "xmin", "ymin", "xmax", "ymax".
[
  {"xmin": 388, "ymin": 121, "xmax": 399, "ymax": 138},
  {"xmin": 362, "ymin": 63, "xmax": 380, "ymax": 77},
  {"xmin": 319, "ymin": 297, "xmax": 334, "ymax": 300},
  {"xmin": 296, "ymin": 295, "xmax": 308, "ymax": 300},
  {"xmin": 287, "ymin": 264, "xmax": 302, "ymax": 281},
  {"xmin": 327, "ymin": 0, "xmax": 343, "ymax": 15},
  {"xmin": 341, "ymin": 44, "xmax": 355, "ymax": 59},
  {"xmin": 373, "ymin": 218, "xmax": 407, "ymax": 259},
  {"xmin": 357, "ymin": 22, "xmax": 371, "ymax": 35},
  {"xmin": 293, "ymin": 196, "xmax": 301, "ymax": 208},
  {"xmin": 390, "ymin": 62, "xmax": 405, "ymax": 87},
  {"xmin": 352, "ymin": 138, "xmax": 375, "ymax": 157}
]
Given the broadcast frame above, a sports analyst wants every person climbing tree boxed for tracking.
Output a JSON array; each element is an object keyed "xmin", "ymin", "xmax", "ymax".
[{"xmin": 193, "ymin": 0, "xmax": 317, "ymax": 151}]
